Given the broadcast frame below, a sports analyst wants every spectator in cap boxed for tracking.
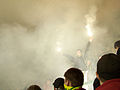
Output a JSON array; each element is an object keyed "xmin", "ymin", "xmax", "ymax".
[
  {"xmin": 27, "ymin": 85, "xmax": 41, "ymax": 90},
  {"xmin": 64, "ymin": 68, "xmax": 86, "ymax": 90},
  {"xmin": 53, "ymin": 77, "xmax": 64, "ymax": 90},
  {"xmin": 96, "ymin": 53, "xmax": 120, "ymax": 90}
]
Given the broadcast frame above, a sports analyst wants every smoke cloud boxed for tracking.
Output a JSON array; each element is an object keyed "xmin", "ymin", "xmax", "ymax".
[{"xmin": 0, "ymin": 0, "xmax": 120, "ymax": 90}]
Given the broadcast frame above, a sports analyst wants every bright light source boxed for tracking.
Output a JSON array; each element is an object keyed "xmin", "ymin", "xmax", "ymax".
[
  {"xmin": 56, "ymin": 47, "xmax": 62, "ymax": 52},
  {"xmin": 85, "ymin": 24, "xmax": 93, "ymax": 37}
]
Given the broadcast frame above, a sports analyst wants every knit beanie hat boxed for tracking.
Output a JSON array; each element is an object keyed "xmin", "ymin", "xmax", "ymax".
[{"xmin": 97, "ymin": 53, "xmax": 120, "ymax": 80}]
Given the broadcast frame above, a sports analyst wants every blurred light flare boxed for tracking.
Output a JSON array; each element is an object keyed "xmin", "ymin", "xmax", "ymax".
[
  {"xmin": 56, "ymin": 47, "xmax": 62, "ymax": 52},
  {"xmin": 85, "ymin": 24, "xmax": 93, "ymax": 37}
]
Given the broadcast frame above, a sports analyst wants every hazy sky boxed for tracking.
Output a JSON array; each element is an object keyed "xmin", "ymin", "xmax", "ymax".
[{"xmin": 0, "ymin": 0, "xmax": 120, "ymax": 90}]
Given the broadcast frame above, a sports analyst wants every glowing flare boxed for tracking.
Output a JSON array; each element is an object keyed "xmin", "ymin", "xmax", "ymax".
[
  {"xmin": 85, "ymin": 24, "xmax": 93, "ymax": 37},
  {"xmin": 56, "ymin": 47, "xmax": 62, "ymax": 52}
]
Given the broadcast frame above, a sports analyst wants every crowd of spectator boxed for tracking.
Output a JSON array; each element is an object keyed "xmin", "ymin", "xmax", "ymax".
[{"xmin": 27, "ymin": 40, "xmax": 120, "ymax": 90}]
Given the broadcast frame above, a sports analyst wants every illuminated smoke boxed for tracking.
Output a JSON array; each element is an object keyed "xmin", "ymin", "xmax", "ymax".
[
  {"xmin": 0, "ymin": 0, "xmax": 120, "ymax": 90},
  {"xmin": 85, "ymin": 6, "xmax": 97, "ymax": 38}
]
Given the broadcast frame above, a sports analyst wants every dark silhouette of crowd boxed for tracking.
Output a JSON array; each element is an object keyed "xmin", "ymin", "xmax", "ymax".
[{"xmin": 27, "ymin": 40, "xmax": 120, "ymax": 90}]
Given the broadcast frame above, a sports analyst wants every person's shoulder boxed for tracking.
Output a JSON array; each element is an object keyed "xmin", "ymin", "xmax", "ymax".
[{"xmin": 96, "ymin": 79, "xmax": 120, "ymax": 90}]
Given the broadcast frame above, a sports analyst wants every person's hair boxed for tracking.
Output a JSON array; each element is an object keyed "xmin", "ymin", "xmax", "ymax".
[
  {"xmin": 53, "ymin": 77, "xmax": 64, "ymax": 89},
  {"xmin": 27, "ymin": 85, "xmax": 41, "ymax": 90},
  {"xmin": 97, "ymin": 53, "xmax": 120, "ymax": 82},
  {"xmin": 114, "ymin": 40, "xmax": 120, "ymax": 49},
  {"xmin": 64, "ymin": 68, "xmax": 84, "ymax": 87}
]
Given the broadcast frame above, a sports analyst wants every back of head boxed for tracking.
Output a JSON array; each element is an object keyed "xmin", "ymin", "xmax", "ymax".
[
  {"xmin": 53, "ymin": 77, "xmax": 64, "ymax": 89},
  {"xmin": 64, "ymin": 68, "xmax": 84, "ymax": 87},
  {"xmin": 97, "ymin": 53, "xmax": 120, "ymax": 82},
  {"xmin": 114, "ymin": 40, "xmax": 120, "ymax": 49},
  {"xmin": 27, "ymin": 85, "xmax": 41, "ymax": 90}
]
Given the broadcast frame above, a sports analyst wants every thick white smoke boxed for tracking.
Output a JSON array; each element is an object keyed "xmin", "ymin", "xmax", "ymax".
[{"xmin": 0, "ymin": 0, "xmax": 120, "ymax": 90}]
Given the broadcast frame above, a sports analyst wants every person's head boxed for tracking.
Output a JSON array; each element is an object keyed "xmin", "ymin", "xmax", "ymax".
[
  {"xmin": 64, "ymin": 68, "xmax": 84, "ymax": 88},
  {"xmin": 96, "ymin": 53, "xmax": 120, "ymax": 84},
  {"xmin": 114, "ymin": 40, "xmax": 120, "ymax": 49},
  {"xmin": 27, "ymin": 85, "xmax": 41, "ymax": 90},
  {"xmin": 53, "ymin": 77, "xmax": 64, "ymax": 90},
  {"xmin": 114, "ymin": 40, "xmax": 120, "ymax": 55}
]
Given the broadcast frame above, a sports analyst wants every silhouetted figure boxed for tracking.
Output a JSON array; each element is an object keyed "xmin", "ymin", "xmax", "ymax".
[
  {"xmin": 27, "ymin": 85, "xmax": 41, "ymax": 90},
  {"xmin": 96, "ymin": 53, "xmax": 120, "ymax": 90},
  {"xmin": 53, "ymin": 77, "xmax": 64, "ymax": 90},
  {"xmin": 64, "ymin": 49, "xmax": 87, "ymax": 71},
  {"xmin": 93, "ymin": 40, "xmax": 120, "ymax": 90},
  {"xmin": 93, "ymin": 78, "xmax": 100, "ymax": 90},
  {"xmin": 114, "ymin": 40, "xmax": 120, "ymax": 55}
]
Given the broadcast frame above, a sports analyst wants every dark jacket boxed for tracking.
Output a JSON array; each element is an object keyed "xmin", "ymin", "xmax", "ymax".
[
  {"xmin": 117, "ymin": 48, "xmax": 120, "ymax": 55},
  {"xmin": 96, "ymin": 79, "xmax": 120, "ymax": 90},
  {"xmin": 93, "ymin": 78, "xmax": 100, "ymax": 90}
]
